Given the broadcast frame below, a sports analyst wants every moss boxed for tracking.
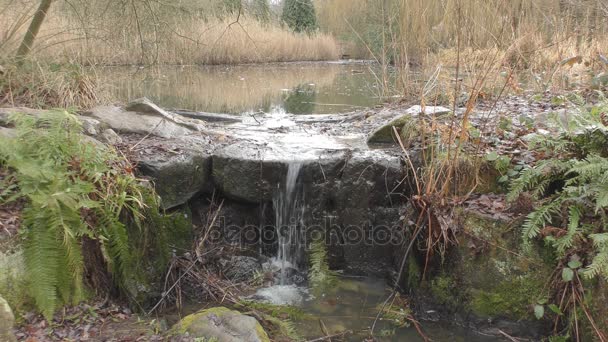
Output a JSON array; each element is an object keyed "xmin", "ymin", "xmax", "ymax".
[
  {"xmin": 426, "ymin": 210, "xmax": 554, "ymax": 321},
  {"xmin": 236, "ymin": 300, "xmax": 310, "ymax": 321},
  {"xmin": 406, "ymin": 256, "xmax": 421, "ymax": 289},
  {"xmin": 470, "ymin": 276, "xmax": 542, "ymax": 319},
  {"xmin": 367, "ymin": 115, "xmax": 416, "ymax": 144},
  {"xmin": 429, "ymin": 274, "xmax": 464, "ymax": 309},
  {"xmin": 172, "ymin": 307, "xmax": 234, "ymax": 334},
  {"xmin": 170, "ymin": 307, "xmax": 270, "ymax": 342},
  {"xmin": 123, "ymin": 194, "xmax": 194, "ymax": 307}
]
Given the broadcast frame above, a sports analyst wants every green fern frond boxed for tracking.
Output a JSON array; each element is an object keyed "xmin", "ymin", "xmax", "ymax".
[
  {"xmin": 308, "ymin": 237, "xmax": 338, "ymax": 296},
  {"xmin": 521, "ymin": 197, "xmax": 563, "ymax": 250},
  {"xmin": 552, "ymin": 206, "xmax": 583, "ymax": 255}
]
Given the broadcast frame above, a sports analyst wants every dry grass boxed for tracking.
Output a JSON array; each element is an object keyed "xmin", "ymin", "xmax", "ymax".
[
  {"xmin": 0, "ymin": 62, "xmax": 104, "ymax": 109},
  {"xmin": 0, "ymin": 1, "xmax": 340, "ymax": 65}
]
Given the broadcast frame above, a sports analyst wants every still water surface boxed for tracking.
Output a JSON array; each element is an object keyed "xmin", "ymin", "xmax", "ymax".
[
  {"xmin": 298, "ymin": 277, "xmax": 505, "ymax": 341},
  {"xmin": 99, "ymin": 62, "xmax": 390, "ymax": 114}
]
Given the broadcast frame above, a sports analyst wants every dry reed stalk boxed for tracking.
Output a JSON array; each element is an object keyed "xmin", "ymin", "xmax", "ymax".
[{"xmin": 0, "ymin": 2, "xmax": 340, "ymax": 65}]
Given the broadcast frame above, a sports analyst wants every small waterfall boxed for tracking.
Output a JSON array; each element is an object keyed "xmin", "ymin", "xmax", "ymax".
[{"xmin": 273, "ymin": 162, "xmax": 304, "ymax": 285}]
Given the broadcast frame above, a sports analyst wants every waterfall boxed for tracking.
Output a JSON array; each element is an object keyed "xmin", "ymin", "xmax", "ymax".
[{"xmin": 273, "ymin": 162, "xmax": 304, "ymax": 285}]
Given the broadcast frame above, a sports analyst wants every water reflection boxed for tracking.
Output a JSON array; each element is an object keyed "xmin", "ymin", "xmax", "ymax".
[
  {"xmin": 98, "ymin": 62, "xmax": 385, "ymax": 114},
  {"xmin": 283, "ymin": 84, "xmax": 316, "ymax": 114}
]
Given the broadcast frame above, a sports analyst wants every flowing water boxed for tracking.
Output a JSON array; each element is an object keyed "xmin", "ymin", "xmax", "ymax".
[
  {"xmin": 250, "ymin": 162, "xmax": 505, "ymax": 341},
  {"xmin": 98, "ymin": 61, "xmax": 390, "ymax": 114},
  {"xmin": 99, "ymin": 61, "xmax": 508, "ymax": 340},
  {"xmin": 273, "ymin": 162, "xmax": 304, "ymax": 284}
]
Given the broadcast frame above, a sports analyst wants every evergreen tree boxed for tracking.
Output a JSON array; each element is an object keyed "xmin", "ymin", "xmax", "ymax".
[
  {"xmin": 250, "ymin": 0, "xmax": 270, "ymax": 22},
  {"xmin": 281, "ymin": 0, "xmax": 318, "ymax": 33}
]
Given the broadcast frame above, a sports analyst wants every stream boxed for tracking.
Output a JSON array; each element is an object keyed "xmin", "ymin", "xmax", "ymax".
[{"xmin": 100, "ymin": 61, "xmax": 507, "ymax": 341}]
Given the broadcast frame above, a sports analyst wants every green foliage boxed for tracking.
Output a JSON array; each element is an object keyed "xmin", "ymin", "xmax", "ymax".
[
  {"xmin": 0, "ymin": 111, "xmax": 165, "ymax": 320},
  {"xmin": 281, "ymin": 0, "xmax": 317, "ymax": 33},
  {"xmin": 248, "ymin": 0, "xmax": 270, "ymax": 22},
  {"xmin": 507, "ymin": 99, "xmax": 608, "ymax": 281},
  {"xmin": 308, "ymin": 237, "xmax": 338, "ymax": 296}
]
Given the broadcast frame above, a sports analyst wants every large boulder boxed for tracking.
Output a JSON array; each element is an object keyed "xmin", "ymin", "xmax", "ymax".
[
  {"xmin": 0, "ymin": 296, "xmax": 16, "ymax": 342},
  {"xmin": 170, "ymin": 307, "xmax": 270, "ymax": 342},
  {"xmin": 212, "ymin": 140, "xmax": 347, "ymax": 203},
  {"xmin": 334, "ymin": 150, "xmax": 404, "ymax": 208},
  {"xmin": 138, "ymin": 152, "xmax": 211, "ymax": 210}
]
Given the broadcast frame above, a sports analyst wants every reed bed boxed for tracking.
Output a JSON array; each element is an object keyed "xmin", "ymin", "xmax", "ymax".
[{"xmin": 0, "ymin": 1, "xmax": 340, "ymax": 65}]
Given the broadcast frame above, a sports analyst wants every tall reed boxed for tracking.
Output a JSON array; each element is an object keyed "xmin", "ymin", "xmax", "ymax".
[{"xmin": 0, "ymin": 0, "xmax": 340, "ymax": 65}]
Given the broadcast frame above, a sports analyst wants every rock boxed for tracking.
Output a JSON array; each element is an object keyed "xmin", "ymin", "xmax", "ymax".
[
  {"xmin": 0, "ymin": 127, "xmax": 16, "ymax": 139},
  {"xmin": 125, "ymin": 97, "xmax": 205, "ymax": 131},
  {"xmin": 367, "ymin": 105, "xmax": 450, "ymax": 144},
  {"xmin": 174, "ymin": 110, "xmax": 243, "ymax": 124},
  {"xmin": 79, "ymin": 116, "xmax": 103, "ymax": 136},
  {"xmin": 220, "ymin": 256, "xmax": 262, "ymax": 283},
  {"xmin": 99, "ymin": 128, "xmax": 123, "ymax": 145},
  {"xmin": 416, "ymin": 210, "xmax": 553, "ymax": 339},
  {"xmin": 0, "ymin": 296, "xmax": 16, "ymax": 342},
  {"xmin": 170, "ymin": 307, "xmax": 270, "ymax": 342},
  {"xmin": 138, "ymin": 152, "xmax": 211, "ymax": 210},
  {"xmin": 212, "ymin": 140, "xmax": 347, "ymax": 203},
  {"xmin": 86, "ymin": 105, "xmax": 195, "ymax": 139},
  {"xmin": 404, "ymin": 105, "xmax": 451, "ymax": 116},
  {"xmin": 334, "ymin": 150, "xmax": 404, "ymax": 208},
  {"xmin": 367, "ymin": 113, "xmax": 416, "ymax": 144},
  {"xmin": 0, "ymin": 107, "xmax": 46, "ymax": 126}
]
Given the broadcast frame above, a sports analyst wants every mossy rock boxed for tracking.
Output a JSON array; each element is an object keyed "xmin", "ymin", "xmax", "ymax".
[
  {"xmin": 367, "ymin": 114, "xmax": 417, "ymax": 144},
  {"xmin": 425, "ymin": 210, "xmax": 553, "ymax": 323},
  {"xmin": 367, "ymin": 106, "xmax": 451, "ymax": 145},
  {"xmin": 0, "ymin": 295, "xmax": 16, "ymax": 342},
  {"xmin": 170, "ymin": 307, "xmax": 270, "ymax": 342},
  {"xmin": 0, "ymin": 249, "xmax": 30, "ymax": 316},
  {"xmin": 126, "ymin": 205, "xmax": 193, "ymax": 307}
]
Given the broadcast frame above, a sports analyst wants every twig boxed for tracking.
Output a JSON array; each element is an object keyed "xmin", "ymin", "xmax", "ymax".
[
  {"xmin": 129, "ymin": 118, "xmax": 165, "ymax": 151},
  {"xmin": 498, "ymin": 329, "xmax": 521, "ymax": 342},
  {"xmin": 147, "ymin": 259, "xmax": 199, "ymax": 315},
  {"xmin": 304, "ymin": 330, "xmax": 352, "ymax": 342}
]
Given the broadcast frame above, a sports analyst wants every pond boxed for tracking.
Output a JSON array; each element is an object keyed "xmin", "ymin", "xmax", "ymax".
[
  {"xmin": 98, "ymin": 61, "xmax": 391, "ymax": 115},
  {"xmin": 253, "ymin": 277, "xmax": 504, "ymax": 342}
]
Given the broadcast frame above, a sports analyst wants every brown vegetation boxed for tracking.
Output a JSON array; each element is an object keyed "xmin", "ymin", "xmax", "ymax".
[{"xmin": 0, "ymin": 0, "xmax": 340, "ymax": 65}]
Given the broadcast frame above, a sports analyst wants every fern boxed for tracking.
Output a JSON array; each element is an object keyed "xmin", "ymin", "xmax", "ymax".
[
  {"xmin": 308, "ymin": 237, "xmax": 338, "ymax": 296},
  {"xmin": 0, "ymin": 110, "xmax": 168, "ymax": 320},
  {"xmin": 508, "ymin": 100, "xmax": 608, "ymax": 282},
  {"xmin": 521, "ymin": 197, "xmax": 563, "ymax": 250},
  {"xmin": 583, "ymin": 233, "xmax": 608, "ymax": 280}
]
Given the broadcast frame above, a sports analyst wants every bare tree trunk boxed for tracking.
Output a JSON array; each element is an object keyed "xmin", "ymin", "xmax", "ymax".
[{"xmin": 16, "ymin": 0, "xmax": 54, "ymax": 62}]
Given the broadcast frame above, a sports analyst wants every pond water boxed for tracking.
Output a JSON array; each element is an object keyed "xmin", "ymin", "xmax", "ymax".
[
  {"xmin": 98, "ymin": 61, "xmax": 390, "ymax": 115},
  {"xmin": 253, "ymin": 277, "xmax": 504, "ymax": 342}
]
